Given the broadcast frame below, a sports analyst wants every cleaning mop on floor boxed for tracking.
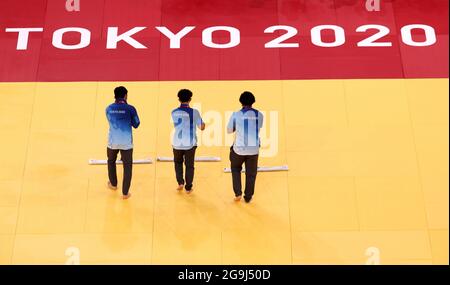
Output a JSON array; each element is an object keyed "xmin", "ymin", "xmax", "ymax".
[
  {"xmin": 223, "ymin": 165, "xmax": 289, "ymax": 173},
  {"xmin": 157, "ymin": 156, "xmax": 221, "ymax": 162},
  {"xmin": 88, "ymin": 158, "xmax": 153, "ymax": 165}
]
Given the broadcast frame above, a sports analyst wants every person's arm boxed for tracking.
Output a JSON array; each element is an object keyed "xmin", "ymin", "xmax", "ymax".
[
  {"xmin": 105, "ymin": 106, "xmax": 112, "ymax": 123},
  {"xmin": 131, "ymin": 106, "xmax": 140, "ymax": 129},
  {"xmin": 195, "ymin": 110, "xmax": 206, "ymax": 131},
  {"xmin": 227, "ymin": 113, "xmax": 236, "ymax": 134},
  {"xmin": 258, "ymin": 111, "xmax": 264, "ymax": 129}
]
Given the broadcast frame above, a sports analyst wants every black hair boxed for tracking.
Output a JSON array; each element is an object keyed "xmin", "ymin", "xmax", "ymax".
[
  {"xmin": 178, "ymin": 89, "xmax": 193, "ymax": 103},
  {"xmin": 239, "ymin": 91, "xmax": 256, "ymax": 106},
  {"xmin": 114, "ymin": 86, "xmax": 128, "ymax": 99}
]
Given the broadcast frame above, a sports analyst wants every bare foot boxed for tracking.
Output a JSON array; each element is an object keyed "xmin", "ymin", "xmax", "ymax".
[
  {"xmin": 186, "ymin": 188, "xmax": 194, "ymax": 194},
  {"xmin": 177, "ymin": 184, "xmax": 184, "ymax": 191},
  {"xmin": 234, "ymin": 196, "xmax": 242, "ymax": 202},
  {"xmin": 107, "ymin": 182, "xmax": 118, "ymax": 191},
  {"xmin": 122, "ymin": 193, "xmax": 132, "ymax": 200}
]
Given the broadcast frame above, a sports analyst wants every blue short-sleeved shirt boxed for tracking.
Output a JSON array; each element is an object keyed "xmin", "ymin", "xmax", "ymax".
[
  {"xmin": 106, "ymin": 100, "xmax": 140, "ymax": 150},
  {"xmin": 227, "ymin": 107, "xmax": 264, "ymax": 156},
  {"xmin": 171, "ymin": 104, "xmax": 204, "ymax": 150}
]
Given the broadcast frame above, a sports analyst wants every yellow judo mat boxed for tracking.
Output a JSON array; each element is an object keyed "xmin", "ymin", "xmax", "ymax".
[{"xmin": 0, "ymin": 79, "xmax": 448, "ymax": 265}]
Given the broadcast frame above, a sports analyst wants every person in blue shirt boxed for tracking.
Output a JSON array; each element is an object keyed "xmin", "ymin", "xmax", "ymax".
[
  {"xmin": 227, "ymin": 91, "xmax": 264, "ymax": 203},
  {"xmin": 105, "ymin": 86, "xmax": 140, "ymax": 200},
  {"xmin": 171, "ymin": 89, "xmax": 205, "ymax": 193}
]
